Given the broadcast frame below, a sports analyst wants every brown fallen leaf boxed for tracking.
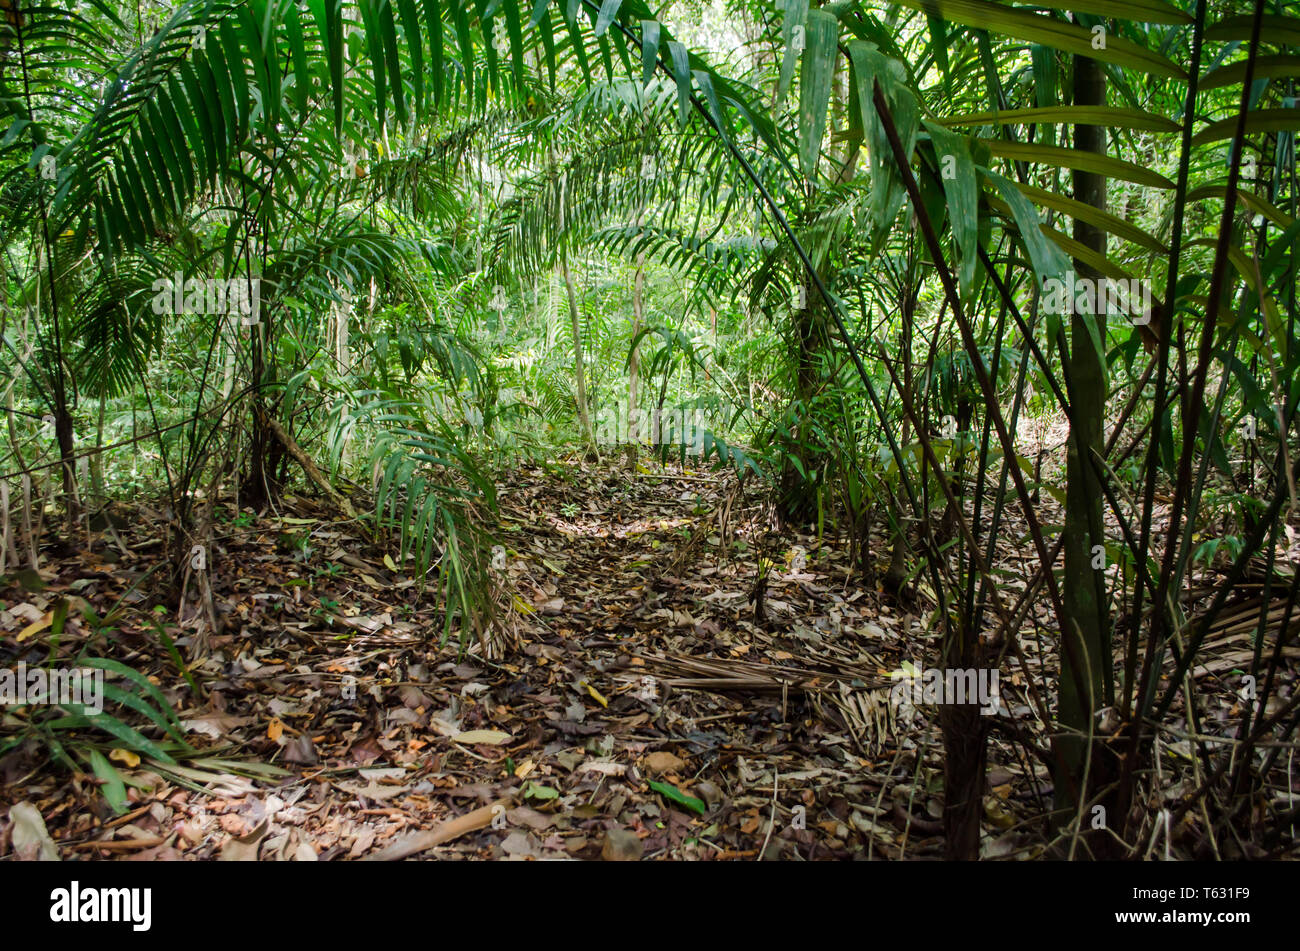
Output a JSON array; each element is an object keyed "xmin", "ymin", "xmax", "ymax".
[
  {"xmin": 9, "ymin": 802, "xmax": 59, "ymax": 860},
  {"xmin": 501, "ymin": 831, "xmax": 540, "ymax": 857},
  {"xmin": 180, "ymin": 713, "xmax": 253, "ymax": 739},
  {"xmin": 347, "ymin": 827, "xmax": 377, "ymax": 858},
  {"xmin": 219, "ymin": 819, "xmax": 269, "ymax": 861},
  {"xmin": 451, "ymin": 729, "xmax": 512, "ymax": 745},
  {"xmin": 366, "ymin": 798, "xmax": 513, "ymax": 861},
  {"xmin": 283, "ymin": 733, "xmax": 318, "ymax": 764},
  {"xmin": 506, "ymin": 806, "xmax": 556, "ymax": 831},
  {"xmin": 601, "ymin": 828, "xmax": 644, "ymax": 861},
  {"xmin": 642, "ymin": 751, "xmax": 686, "ymax": 776},
  {"xmin": 345, "ymin": 780, "xmax": 406, "ymax": 802}
]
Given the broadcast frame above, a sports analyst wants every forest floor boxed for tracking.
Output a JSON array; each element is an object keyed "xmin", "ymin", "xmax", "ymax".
[{"xmin": 1, "ymin": 455, "xmax": 1282, "ymax": 860}]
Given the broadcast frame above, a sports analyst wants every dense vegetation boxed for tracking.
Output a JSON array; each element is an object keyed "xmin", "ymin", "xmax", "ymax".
[{"xmin": 2, "ymin": 0, "xmax": 1299, "ymax": 860}]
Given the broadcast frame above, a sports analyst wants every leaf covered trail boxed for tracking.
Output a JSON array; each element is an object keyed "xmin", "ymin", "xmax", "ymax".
[{"xmin": 2, "ymin": 460, "xmax": 1021, "ymax": 860}]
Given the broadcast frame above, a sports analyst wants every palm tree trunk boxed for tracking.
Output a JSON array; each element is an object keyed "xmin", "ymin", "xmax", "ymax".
[{"xmin": 1056, "ymin": 45, "xmax": 1117, "ymax": 849}]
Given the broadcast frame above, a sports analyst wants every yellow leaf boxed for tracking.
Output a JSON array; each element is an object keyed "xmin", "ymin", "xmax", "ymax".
[
  {"xmin": 109, "ymin": 748, "xmax": 140, "ymax": 768},
  {"xmin": 267, "ymin": 719, "xmax": 284, "ymax": 742},
  {"xmin": 579, "ymin": 680, "xmax": 609, "ymax": 708},
  {"xmin": 17, "ymin": 611, "xmax": 53, "ymax": 642},
  {"xmin": 383, "ymin": 554, "xmax": 398, "ymax": 572},
  {"xmin": 983, "ymin": 797, "xmax": 1016, "ymax": 830}
]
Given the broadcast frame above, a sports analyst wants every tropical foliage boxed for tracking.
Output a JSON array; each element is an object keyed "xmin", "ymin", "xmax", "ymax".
[{"xmin": 3, "ymin": 0, "xmax": 1299, "ymax": 857}]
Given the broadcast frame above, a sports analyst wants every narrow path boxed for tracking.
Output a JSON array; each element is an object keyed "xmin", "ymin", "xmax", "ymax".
[{"xmin": 2, "ymin": 460, "xmax": 949, "ymax": 861}]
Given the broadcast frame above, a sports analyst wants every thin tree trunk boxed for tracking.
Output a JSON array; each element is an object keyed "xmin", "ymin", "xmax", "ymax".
[
  {"xmin": 627, "ymin": 246, "xmax": 645, "ymax": 453},
  {"xmin": 553, "ymin": 145, "xmax": 592, "ymax": 448},
  {"xmin": 560, "ymin": 252, "xmax": 593, "ymax": 447},
  {"xmin": 1056, "ymin": 46, "xmax": 1117, "ymax": 850},
  {"xmin": 245, "ymin": 316, "xmax": 271, "ymax": 510},
  {"xmin": 243, "ymin": 228, "xmax": 274, "ymax": 511},
  {"xmin": 221, "ymin": 327, "xmax": 236, "ymax": 400},
  {"xmin": 263, "ymin": 414, "xmax": 356, "ymax": 518},
  {"xmin": 886, "ymin": 276, "xmax": 916, "ymax": 591},
  {"xmin": 779, "ymin": 260, "xmax": 829, "ymax": 524},
  {"xmin": 53, "ymin": 400, "xmax": 76, "ymax": 528},
  {"xmin": 90, "ymin": 394, "xmax": 106, "ymax": 502}
]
